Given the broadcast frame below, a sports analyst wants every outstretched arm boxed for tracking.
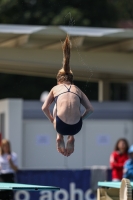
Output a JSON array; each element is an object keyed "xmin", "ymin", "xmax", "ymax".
[
  {"xmin": 81, "ymin": 92, "xmax": 94, "ymax": 120},
  {"xmin": 42, "ymin": 89, "xmax": 54, "ymax": 123}
]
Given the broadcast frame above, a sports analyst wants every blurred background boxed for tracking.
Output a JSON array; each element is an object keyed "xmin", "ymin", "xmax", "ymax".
[{"xmin": 0, "ymin": 0, "xmax": 133, "ymax": 200}]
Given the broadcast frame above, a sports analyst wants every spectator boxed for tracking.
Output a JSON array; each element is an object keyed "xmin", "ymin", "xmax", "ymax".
[
  {"xmin": 110, "ymin": 138, "xmax": 129, "ymax": 181},
  {"xmin": 123, "ymin": 144, "xmax": 133, "ymax": 181},
  {"xmin": 0, "ymin": 139, "xmax": 18, "ymax": 200}
]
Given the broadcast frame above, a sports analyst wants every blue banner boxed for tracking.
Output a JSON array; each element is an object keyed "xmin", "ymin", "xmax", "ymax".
[{"xmin": 14, "ymin": 170, "xmax": 111, "ymax": 200}]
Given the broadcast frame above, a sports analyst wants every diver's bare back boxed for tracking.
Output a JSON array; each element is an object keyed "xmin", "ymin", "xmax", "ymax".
[{"xmin": 53, "ymin": 84, "xmax": 81, "ymax": 124}]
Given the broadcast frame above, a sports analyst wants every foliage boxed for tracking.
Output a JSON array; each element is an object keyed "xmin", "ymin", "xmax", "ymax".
[
  {"xmin": 0, "ymin": 0, "xmax": 132, "ymax": 27},
  {"xmin": 111, "ymin": 0, "xmax": 133, "ymax": 20},
  {"xmin": 0, "ymin": 0, "xmax": 132, "ymax": 100}
]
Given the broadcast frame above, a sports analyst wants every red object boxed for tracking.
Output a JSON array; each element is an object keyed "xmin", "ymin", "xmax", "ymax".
[{"xmin": 110, "ymin": 151, "xmax": 129, "ymax": 180}]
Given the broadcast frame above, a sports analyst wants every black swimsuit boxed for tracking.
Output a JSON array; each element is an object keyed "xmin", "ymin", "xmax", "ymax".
[{"xmin": 54, "ymin": 85, "xmax": 82, "ymax": 135}]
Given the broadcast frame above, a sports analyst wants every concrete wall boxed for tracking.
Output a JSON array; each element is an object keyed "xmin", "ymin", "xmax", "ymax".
[{"xmin": 22, "ymin": 119, "xmax": 133, "ymax": 169}]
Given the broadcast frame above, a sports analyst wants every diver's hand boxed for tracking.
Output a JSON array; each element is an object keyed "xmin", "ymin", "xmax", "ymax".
[{"xmin": 50, "ymin": 117, "xmax": 54, "ymax": 123}]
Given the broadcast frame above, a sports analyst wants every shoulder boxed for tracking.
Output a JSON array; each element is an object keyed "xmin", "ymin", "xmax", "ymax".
[
  {"xmin": 72, "ymin": 84, "xmax": 80, "ymax": 89},
  {"xmin": 72, "ymin": 85, "xmax": 81, "ymax": 91},
  {"xmin": 51, "ymin": 85, "xmax": 63, "ymax": 96},
  {"xmin": 72, "ymin": 85, "xmax": 83, "ymax": 96},
  {"xmin": 52, "ymin": 85, "xmax": 62, "ymax": 91},
  {"xmin": 47, "ymin": 86, "xmax": 59, "ymax": 97},
  {"xmin": 52, "ymin": 85, "xmax": 58, "ymax": 90}
]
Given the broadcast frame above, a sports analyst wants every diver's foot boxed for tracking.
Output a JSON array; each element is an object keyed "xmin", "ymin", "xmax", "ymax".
[
  {"xmin": 66, "ymin": 136, "xmax": 75, "ymax": 157},
  {"xmin": 56, "ymin": 134, "xmax": 66, "ymax": 156}
]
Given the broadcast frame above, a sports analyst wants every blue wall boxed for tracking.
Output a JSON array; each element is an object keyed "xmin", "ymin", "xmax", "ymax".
[{"xmin": 14, "ymin": 170, "xmax": 112, "ymax": 200}]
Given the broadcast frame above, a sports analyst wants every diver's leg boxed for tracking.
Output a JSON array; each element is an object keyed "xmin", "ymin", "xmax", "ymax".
[
  {"xmin": 53, "ymin": 104, "xmax": 57, "ymax": 129},
  {"xmin": 56, "ymin": 133, "xmax": 66, "ymax": 156},
  {"xmin": 53, "ymin": 104, "xmax": 57, "ymax": 119},
  {"xmin": 66, "ymin": 135, "xmax": 75, "ymax": 157},
  {"xmin": 53, "ymin": 104, "xmax": 66, "ymax": 156}
]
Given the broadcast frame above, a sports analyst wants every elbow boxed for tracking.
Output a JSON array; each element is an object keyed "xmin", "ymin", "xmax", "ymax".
[
  {"xmin": 42, "ymin": 105, "xmax": 46, "ymax": 112},
  {"xmin": 42, "ymin": 105, "xmax": 49, "ymax": 113},
  {"xmin": 42, "ymin": 106, "xmax": 44, "ymax": 111},
  {"xmin": 87, "ymin": 106, "xmax": 94, "ymax": 113}
]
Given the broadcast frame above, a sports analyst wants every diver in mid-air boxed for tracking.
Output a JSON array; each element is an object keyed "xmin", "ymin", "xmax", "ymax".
[{"xmin": 42, "ymin": 35, "xmax": 93, "ymax": 157}]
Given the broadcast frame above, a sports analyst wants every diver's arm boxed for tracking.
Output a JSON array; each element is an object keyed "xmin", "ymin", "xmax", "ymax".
[
  {"xmin": 81, "ymin": 92, "xmax": 94, "ymax": 120},
  {"xmin": 42, "ymin": 89, "xmax": 54, "ymax": 123}
]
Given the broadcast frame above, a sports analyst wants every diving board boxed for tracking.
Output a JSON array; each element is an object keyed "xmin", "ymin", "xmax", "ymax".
[
  {"xmin": 98, "ymin": 181, "xmax": 121, "ymax": 189},
  {"xmin": 97, "ymin": 178, "xmax": 132, "ymax": 200},
  {"xmin": 0, "ymin": 183, "xmax": 60, "ymax": 191}
]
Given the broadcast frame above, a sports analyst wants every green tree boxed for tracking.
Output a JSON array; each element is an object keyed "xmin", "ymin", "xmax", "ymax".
[
  {"xmin": 0, "ymin": 0, "xmax": 118, "ymax": 27},
  {"xmin": 112, "ymin": 0, "xmax": 133, "ymax": 20}
]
